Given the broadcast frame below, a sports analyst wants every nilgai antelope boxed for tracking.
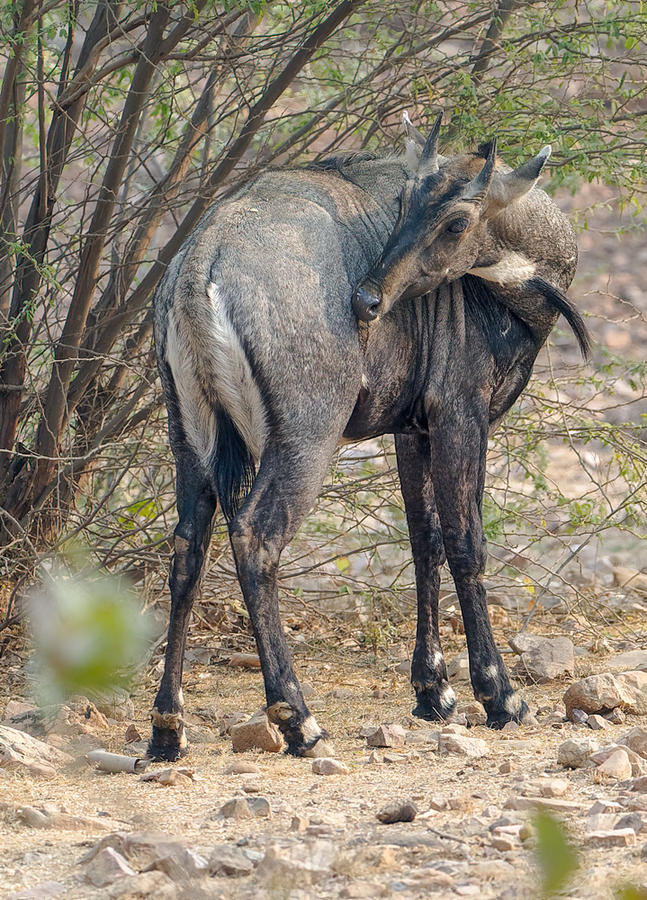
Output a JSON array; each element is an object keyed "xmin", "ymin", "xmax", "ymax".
[{"xmin": 151, "ymin": 116, "xmax": 589, "ymax": 761}]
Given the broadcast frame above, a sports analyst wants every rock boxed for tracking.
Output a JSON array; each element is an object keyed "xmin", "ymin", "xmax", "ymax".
[
  {"xmin": 405, "ymin": 728, "xmax": 441, "ymax": 746},
  {"xmin": 106, "ymin": 871, "xmax": 177, "ymax": 899},
  {"xmin": 146, "ymin": 847, "xmax": 208, "ymax": 881},
  {"xmin": 608, "ymin": 650, "xmax": 647, "ymax": 672},
  {"xmin": 491, "ymin": 835, "xmax": 516, "ymax": 852},
  {"xmin": 617, "ymin": 672, "xmax": 647, "ymax": 715},
  {"xmin": 124, "ymin": 724, "xmax": 141, "ymax": 744},
  {"xmin": 557, "ymin": 737, "xmax": 599, "ymax": 768},
  {"xmin": 290, "ymin": 814, "xmax": 308, "ymax": 832},
  {"xmin": 395, "ymin": 659, "xmax": 411, "ymax": 675},
  {"xmin": 183, "ymin": 723, "xmax": 217, "ymax": 744},
  {"xmin": 535, "ymin": 778, "xmax": 569, "ymax": 798},
  {"xmin": 570, "ymin": 708, "xmax": 589, "ymax": 725},
  {"xmin": 312, "ymin": 757, "xmax": 348, "ymax": 775},
  {"xmin": 438, "ymin": 733, "xmax": 489, "ymax": 758},
  {"xmin": 510, "ymin": 634, "xmax": 575, "ymax": 683},
  {"xmin": 139, "ymin": 767, "xmax": 193, "ymax": 787},
  {"xmin": 218, "ymin": 796, "xmax": 271, "ymax": 819},
  {"xmin": 442, "ymin": 723, "xmax": 469, "ymax": 735},
  {"xmin": 616, "ymin": 813, "xmax": 645, "ymax": 834},
  {"xmin": 1, "ymin": 700, "xmax": 36, "ymax": 721},
  {"xmin": 590, "ymin": 744, "xmax": 647, "ymax": 777},
  {"xmin": 208, "ymin": 844, "xmax": 254, "ymax": 877},
  {"xmin": 604, "ymin": 708, "xmax": 626, "ymax": 724},
  {"xmin": 376, "ymin": 800, "xmax": 418, "ymax": 824},
  {"xmin": 228, "ymin": 652, "xmax": 261, "ymax": 668},
  {"xmin": 499, "ymin": 760, "xmax": 513, "ymax": 774},
  {"xmin": 0, "ymin": 726, "xmax": 72, "ymax": 777},
  {"xmin": 18, "ymin": 804, "xmax": 113, "ymax": 831},
  {"xmin": 257, "ymin": 840, "xmax": 336, "ymax": 884},
  {"xmin": 563, "ymin": 674, "xmax": 631, "ymax": 717},
  {"xmin": 6, "ymin": 883, "xmax": 66, "ymax": 899},
  {"xmin": 595, "ymin": 748, "xmax": 632, "ymax": 781},
  {"xmin": 620, "ymin": 728, "xmax": 647, "ymax": 758},
  {"xmin": 613, "ymin": 567, "xmax": 647, "ymax": 595},
  {"xmin": 447, "ymin": 651, "xmax": 470, "ymax": 682},
  {"xmin": 84, "ymin": 848, "xmax": 136, "ymax": 887},
  {"xmin": 366, "ymin": 724, "xmax": 406, "ymax": 748},
  {"xmin": 588, "ymin": 800, "xmax": 623, "ymax": 816},
  {"xmin": 586, "ymin": 829, "xmax": 636, "ymax": 847},
  {"xmin": 220, "ymin": 711, "xmax": 247, "ymax": 734},
  {"xmin": 88, "ymin": 688, "xmax": 135, "ymax": 721},
  {"xmin": 504, "ymin": 797, "xmax": 582, "ymax": 813},
  {"xmin": 630, "ymin": 776, "xmax": 647, "ymax": 792},
  {"xmin": 587, "ymin": 714, "xmax": 611, "ymax": 730},
  {"xmin": 224, "ymin": 761, "xmax": 261, "ymax": 775},
  {"xmin": 230, "ymin": 712, "xmax": 283, "ymax": 753},
  {"xmin": 463, "ymin": 702, "xmax": 487, "ymax": 726},
  {"xmin": 340, "ymin": 882, "xmax": 389, "ymax": 898}
]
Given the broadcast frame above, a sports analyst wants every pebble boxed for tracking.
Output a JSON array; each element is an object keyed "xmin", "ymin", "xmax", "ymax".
[
  {"xmin": 438, "ymin": 733, "xmax": 489, "ymax": 758},
  {"xmin": 505, "ymin": 796, "xmax": 582, "ymax": 812},
  {"xmin": 571, "ymin": 708, "xmax": 589, "ymax": 725},
  {"xmin": 557, "ymin": 736, "xmax": 599, "ymax": 768},
  {"xmin": 83, "ymin": 848, "xmax": 135, "ymax": 887},
  {"xmin": 563, "ymin": 673, "xmax": 630, "ymax": 717},
  {"xmin": 0, "ymin": 725, "xmax": 72, "ymax": 778},
  {"xmin": 224, "ymin": 761, "xmax": 261, "ymax": 775},
  {"xmin": 366, "ymin": 724, "xmax": 406, "ymax": 748},
  {"xmin": 509, "ymin": 634, "xmax": 575, "ymax": 683},
  {"xmin": 620, "ymin": 727, "xmax": 647, "ymax": 759},
  {"xmin": 447, "ymin": 652, "xmax": 470, "ymax": 682},
  {"xmin": 463, "ymin": 702, "xmax": 487, "ymax": 726},
  {"xmin": 257, "ymin": 840, "xmax": 336, "ymax": 884},
  {"xmin": 616, "ymin": 813, "xmax": 645, "ymax": 834},
  {"xmin": 608, "ymin": 650, "xmax": 647, "ymax": 672},
  {"xmin": 588, "ymin": 800, "xmax": 623, "ymax": 815},
  {"xmin": 139, "ymin": 767, "xmax": 193, "ymax": 787},
  {"xmin": 595, "ymin": 748, "xmax": 632, "ymax": 781},
  {"xmin": 208, "ymin": 844, "xmax": 255, "ymax": 877},
  {"xmin": 218, "ymin": 796, "xmax": 271, "ymax": 819},
  {"xmin": 124, "ymin": 725, "xmax": 141, "ymax": 744},
  {"xmin": 586, "ymin": 828, "xmax": 636, "ymax": 847},
  {"xmin": 312, "ymin": 757, "xmax": 348, "ymax": 776},
  {"xmin": 230, "ymin": 712, "xmax": 283, "ymax": 753},
  {"xmin": 616, "ymin": 671, "xmax": 647, "ymax": 715},
  {"xmin": 587, "ymin": 714, "xmax": 611, "ymax": 730},
  {"xmin": 491, "ymin": 835, "xmax": 517, "ymax": 852},
  {"xmin": 590, "ymin": 744, "xmax": 647, "ymax": 777},
  {"xmin": 106, "ymin": 871, "xmax": 177, "ymax": 898},
  {"xmin": 376, "ymin": 800, "xmax": 418, "ymax": 824}
]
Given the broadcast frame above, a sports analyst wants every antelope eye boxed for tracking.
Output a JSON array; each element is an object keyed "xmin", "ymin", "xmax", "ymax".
[{"xmin": 446, "ymin": 217, "xmax": 469, "ymax": 234}]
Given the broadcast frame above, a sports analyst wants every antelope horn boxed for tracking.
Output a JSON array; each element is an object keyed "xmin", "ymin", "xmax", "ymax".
[
  {"xmin": 463, "ymin": 136, "xmax": 498, "ymax": 201},
  {"xmin": 490, "ymin": 145, "xmax": 552, "ymax": 206},
  {"xmin": 419, "ymin": 111, "xmax": 444, "ymax": 172}
]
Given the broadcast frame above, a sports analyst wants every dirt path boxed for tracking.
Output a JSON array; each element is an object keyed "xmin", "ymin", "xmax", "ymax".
[{"xmin": 3, "ymin": 639, "xmax": 647, "ymax": 900}]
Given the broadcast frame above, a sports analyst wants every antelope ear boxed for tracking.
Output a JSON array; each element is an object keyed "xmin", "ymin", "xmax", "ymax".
[
  {"xmin": 487, "ymin": 145, "xmax": 551, "ymax": 209},
  {"xmin": 462, "ymin": 136, "xmax": 498, "ymax": 201}
]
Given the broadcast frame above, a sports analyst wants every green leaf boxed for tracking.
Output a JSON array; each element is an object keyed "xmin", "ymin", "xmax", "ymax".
[{"xmin": 532, "ymin": 809, "xmax": 579, "ymax": 898}]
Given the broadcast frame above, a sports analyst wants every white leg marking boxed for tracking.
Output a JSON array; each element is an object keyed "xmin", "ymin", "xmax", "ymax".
[
  {"xmin": 440, "ymin": 685, "xmax": 456, "ymax": 711},
  {"xmin": 432, "ymin": 650, "xmax": 444, "ymax": 669},
  {"xmin": 484, "ymin": 664, "xmax": 499, "ymax": 680},
  {"xmin": 504, "ymin": 693, "xmax": 522, "ymax": 715},
  {"xmin": 301, "ymin": 715, "xmax": 322, "ymax": 743}
]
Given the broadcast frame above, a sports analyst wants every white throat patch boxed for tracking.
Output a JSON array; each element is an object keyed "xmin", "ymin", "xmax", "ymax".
[{"xmin": 470, "ymin": 251, "xmax": 536, "ymax": 285}]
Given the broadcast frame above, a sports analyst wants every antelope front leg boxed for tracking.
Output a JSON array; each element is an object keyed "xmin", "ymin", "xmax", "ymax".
[{"xmin": 431, "ymin": 406, "xmax": 529, "ymax": 728}]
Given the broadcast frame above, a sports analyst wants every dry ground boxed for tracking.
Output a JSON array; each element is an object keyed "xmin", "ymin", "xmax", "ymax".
[{"xmin": 2, "ymin": 613, "xmax": 647, "ymax": 900}]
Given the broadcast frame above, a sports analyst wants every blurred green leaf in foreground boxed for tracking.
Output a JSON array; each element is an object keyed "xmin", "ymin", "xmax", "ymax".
[
  {"xmin": 27, "ymin": 558, "xmax": 154, "ymax": 706},
  {"xmin": 532, "ymin": 808, "xmax": 579, "ymax": 898}
]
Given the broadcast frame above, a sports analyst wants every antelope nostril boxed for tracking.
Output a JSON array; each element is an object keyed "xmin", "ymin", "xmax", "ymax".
[{"xmin": 352, "ymin": 287, "xmax": 381, "ymax": 322}]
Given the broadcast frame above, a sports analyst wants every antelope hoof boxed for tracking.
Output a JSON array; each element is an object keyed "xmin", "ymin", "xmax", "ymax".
[
  {"xmin": 267, "ymin": 704, "xmax": 332, "ymax": 757},
  {"xmin": 412, "ymin": 680, "xmax": 457, "ymax": 722},
  {"xmin": 148, "ymin": 708, "xmax": 188, "ymax": 762},
  {"xmin": 483, "ymin": 691, "xmax": 530, "ymax": 729}
]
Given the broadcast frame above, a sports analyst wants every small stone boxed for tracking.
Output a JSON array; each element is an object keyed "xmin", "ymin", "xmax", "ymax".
[
  {"xmin": 604, "ymin": 708, "xmax": 626, "ymax": 724},
  {"xmin": 140, "ymin": 767, "xmax": 193, "ymax": 787},
  {"xmin": 510, "ymin": 635, "xmax": 575, "ymax": 683},
  {"xmin": 502, "ymin": 721, "xmax": 520, "ymax": 733},
  {"xmin": 220, "ymin": 711, "xmax": 247, "ymax": 734},
  {"xmin": 340, "ymin": 882, "xmax": 389, "ymax": 898},
  {"xmin": 586, "ymin": 829, "xmax": 636, "ymax": 847},
  {"xmin": 616, "ymin": 813, "xmax": 645, "ymax": 834},
  {"xmin": 376, "ymin": 800, "xmax": 418, "ymax": 824},
  {"xmin": 504, "ymin": 797, "xmax": 582, "ymax": 813},
  {"xmin": 491, "ymin": 835, "xmax": 516, "ymax": 852},
  {"xmin": 563, "ymin": 673, "xmax": 631, "ymax": 717},
  {"xmin": 228, "ymin": 652, "xmax": 261, "ymax": 668},
  {"xmin": 290, "ymin": 814, "xmax": 308, "ymax": 832},
  {"xmin": 0, "ymin": 725, "xmax": 72, "ymax": 777},
  {"xmin": 608, "ymin": 650, "xmax": 647, "ymax": 672},
  {"xmin": 590, "ymin": 744, "xmax": 647, "ymax": 777},
  {"xmin": 147, "ymin": 847, "xmax": 208, "ymax": 881},
  {"xmin": 588, "ymin": 800, "xmax": 623, "ymax": 816},
  {"xmin": 366, "ymin": 724, "xmax": 406, "ymax": 748},
  {"xmin": 630, "ymin": 777, "xmax": 647, "ymax": 792},
  {"xmin": 438, "ymin": 733, "xmax": 489, "ymax": 758},
  {"xmin": 463, "ymin": 702, "xmax": 487, "ymax": 727},
  {"xmin": 84, "ymin": 848, "xmax": 135, "ymax": 887},
  {"xmin": 312, "ymin": 757, "xmax": 348, "ymax": 776},
  {"xmin": 557, "ymin": 736, "xmax": 599, "ymax": 768},
  {"xmin": 124, "ymin": 725, "xmax": 141, "ymax": 744},
  {"xmin": 257, "ymin": 841, "xmax": 336, "ymax": 884},
  {"xmin": 208, "ymin": 844, "xmax": 254, "ymax": 877},
  {"xmin": 372, "ymin": 689, "xmax": 387, "ymax": 699},
  {"xmin": 595, "ymin": 748, "xmax": 632, "ymax": 781},
  {"xmin": 499, "ymin": 760, "xmax": 513, "ymax": 774},
  {"xmin": 224, "ymin": 761, "xmax": 261, "ymax": 775},
  {"xmin": 587, "ymin": 714, "xmax": 611, "ymax": 731},
  {"xmin": 570, "ymin": 708, "xmax": 589, "ymax": 725},
  {"xmin": 620, "ymin": 728, "xmax": 647, "ymax": 759},
  {"xmin": 447, "ymin": 652, "xmax": 470, "ymax": 682},
  {"xmin": 230, "ymin": 712, "xmax": 283, "ymax": 753},
  {"xmin": 367, "ymin": 750, "xmax": 380, "ymax": 764},
  {"xmin": 616, "ymin": 672, "xmax": 647, "ymax": 715},
  {"xmin": 219, "ymin": 796, "xmax": 271, "ymax": 819},
  {"xmin": 106, "ymin": 871, "xmax": 176, "ymax": 899},
  {"xmin": 536, "ymin": 778, "xmax": 569, "ymax": 798},
  {"xmin": 442, "ymin": 723, "xmax": 469, "ymax": 735}
]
